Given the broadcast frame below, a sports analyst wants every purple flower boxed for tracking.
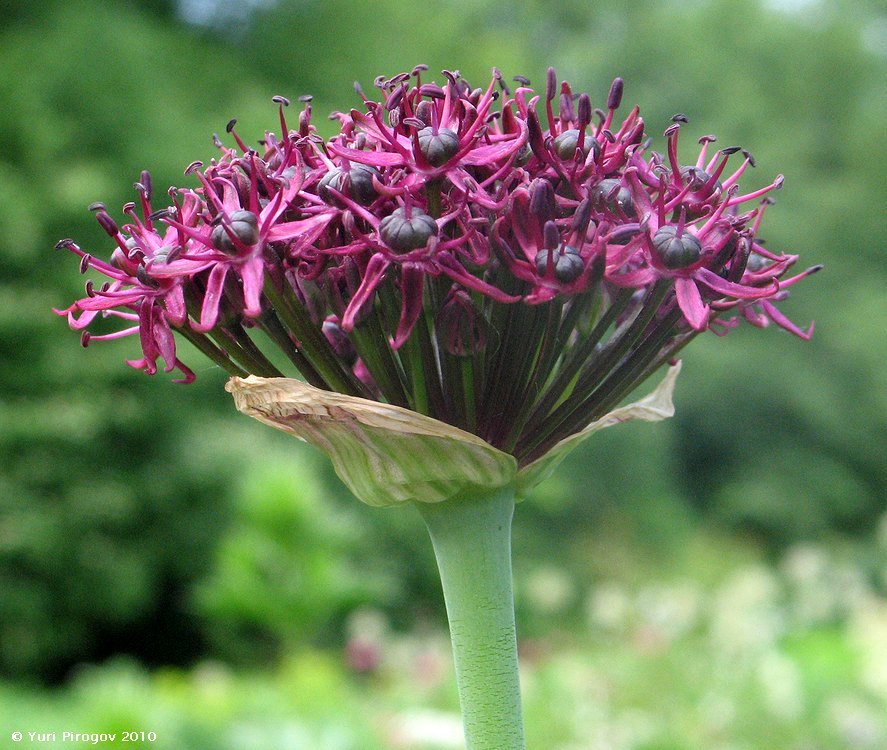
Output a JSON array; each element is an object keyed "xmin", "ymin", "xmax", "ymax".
[{"xmin": 56, "ymin": 67, "xmax": 817, "ymax": 460}]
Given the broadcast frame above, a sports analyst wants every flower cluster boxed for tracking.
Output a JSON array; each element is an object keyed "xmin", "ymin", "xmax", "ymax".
[{"xmin": 56, "ymin": 66, "xmax": 817, "ymax": 463}]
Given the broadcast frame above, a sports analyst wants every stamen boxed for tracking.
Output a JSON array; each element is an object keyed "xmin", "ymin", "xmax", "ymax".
[{"xmin": 607, "ymin": 77, "xmax": 624, "ymax": 110}]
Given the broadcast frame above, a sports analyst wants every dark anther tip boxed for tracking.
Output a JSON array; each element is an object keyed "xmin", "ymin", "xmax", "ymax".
[
  {"xmin": 79, "ymin": 254, "xmax": 91, "ymax": 274},
  {"xmin": 808, "ymin": 264, "xmax": 824, "ymax": 274},
  {"xmin": 773, "ymin": 174, "xmax": 785, "ymax": 188},
  {"xmin": 513, "ymin": 75, "xmax": 531, "ymax": 86},
  {"xmin": 607, "ymin": 77, "xmax": 624, "ymax": 110},
  {"xmin": 742, "ymin": 150, "xmax": 757, "ymax": 167},
  {"xmin": 272, "ymin": 95, "xmax": 291, "ymax": 106},
  {"xmin": 721, "ymin": 146, "xmax": 742, "ymax": 156},
  {"xmin": 699, "ymin": 134, "xmax": 718, "ymax": 144},
  {"xmin": 148, "ymin": 208, "xmax": 172, "ymax": 221},
  {"xmin": 546, "ymin": 67, "xmax": 557, "ymax": 100},
  {"xmin": 578, "ymin": 93, "xmax": 591, "ymax": 124},
  {"xmin": 184, "ymin": 161, "xmax": 204, "ymax": 175},
  {"xmin": 55, "ymin": 239, "xmax": 76, "ymax": 250},
  {"xmin": 671, "ymin": 113, "xmax": 690, "ymax": 124},
  {"xmin": 80, "ymin": 331, "xmax": 91, "ymax": 347},
  {"xmin": 88, "ymin": 202, "xmax": 106, "ymax": 212},
  {"xmin": 411, "ymin": 64, "xmax": 429, "ymax": 75},
  {"xmin": 225, "ymin": 119, "xmax": 237, "ymax": 133},
  {"xmin": 298, "ymin": 94, "xmax": 313, "ymax": 103}
]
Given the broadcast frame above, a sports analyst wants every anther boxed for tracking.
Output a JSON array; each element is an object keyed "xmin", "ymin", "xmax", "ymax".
[
  {"xmin": 607, "ymin": 77, "xmax": 624, "ymax": 110},
  {"xmin": 95, "ymin": 211, "xmax": 119, "ymax": 236},
  {"xmin": 140, "ymin": 170, "xmax": 152, "ymax": 200},
  {"xmin": 577, "ymin": 94, "xmax": 592, "ymax": 128},
  {"xmin": 385, "ymin": 86, "xmax": 405, "ymax": 111},
  {"xmin": 543, "ymin": 220, "xmax": 560, "ymax": 250},
  {"xmin": 546, "ymin": 68, "xmax": 557, "ymax": 102}
]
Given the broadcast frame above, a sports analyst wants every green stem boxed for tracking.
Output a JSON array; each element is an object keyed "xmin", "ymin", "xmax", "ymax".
[{"xmin": 416, "ymin": 488, "xmax": 526, "ymax": 750}]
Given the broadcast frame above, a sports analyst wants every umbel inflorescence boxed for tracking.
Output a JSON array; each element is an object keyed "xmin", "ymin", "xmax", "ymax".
[{"xmin": 56, "ymin": 66, "xmax": 817, "ymax": 465}]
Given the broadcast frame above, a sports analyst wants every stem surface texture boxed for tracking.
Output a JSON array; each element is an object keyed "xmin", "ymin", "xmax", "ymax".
[{"xmin": 418, "ymin": 487, "xmax": 526, "ymax": 750}]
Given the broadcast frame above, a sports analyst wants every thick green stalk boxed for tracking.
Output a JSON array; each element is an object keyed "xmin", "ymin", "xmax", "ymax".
[{"xmin": 417, "ymin": 488, "xmax": 526, "ymax": 750}]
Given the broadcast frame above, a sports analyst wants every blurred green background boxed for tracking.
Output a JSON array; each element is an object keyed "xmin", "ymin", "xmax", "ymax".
[{"xmin": 1, "ymin": 0, "xmax": 885, "ymax": 747}]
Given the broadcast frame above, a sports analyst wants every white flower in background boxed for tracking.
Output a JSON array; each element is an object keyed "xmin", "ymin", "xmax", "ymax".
[{"xmin": 709, "ymin": 565, "xmax": 784, "ymax": 659}]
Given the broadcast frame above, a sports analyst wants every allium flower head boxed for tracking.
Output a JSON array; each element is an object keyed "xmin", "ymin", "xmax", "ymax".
[{"xmin": 57, "ymin": 67, "xmax": 818, "ymax": 471}]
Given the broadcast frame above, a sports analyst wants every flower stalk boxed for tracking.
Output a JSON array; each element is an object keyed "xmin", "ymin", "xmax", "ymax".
[{"xmin": 417, "ymin": 488, "xmax": 524, "ymax": 750}]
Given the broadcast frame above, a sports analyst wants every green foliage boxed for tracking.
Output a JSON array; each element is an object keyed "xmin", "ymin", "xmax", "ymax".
[
  {"xmin": 0, "ymin": 0, "xmax": 285, "ymax": 679},
  {"xmin": 194, "ymin": 450, "xmax": 393, "ymax": 661}
]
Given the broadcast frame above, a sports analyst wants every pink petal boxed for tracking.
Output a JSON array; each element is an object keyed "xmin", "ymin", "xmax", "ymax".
[
  {"xmin": 392, "ymin": 263, "xmax": 425, "ymax": 349},
  {"xmin": 341, "ymin": 254, "xmax": 390, "ymax": 331},
  {"xmin": 675, "ymin": 277, "xmax": 709, "ymax": 331},
  {"xmin": 266, "ymin": 213, "xmax": 334, "ymax": 247},
  {"xmin": 459, "ymin": 131, "xmax": 528, "ymax": 166},
  {"xmin": 193, "ymin": 263, "xmax": 228, "ymax": 333},
  {"xmin": 695, "ymin": 267, "xmax": 777, "ymax": 300},
  {"xmin": 151, "ymin": 309, "xmax": 177, "ymax": 372},
  {"xmin": 326, "ymin": 143, "xmax": 405, "ymax": 168},
  {"xmin": 240, "ymin": 255, "xmax": 264, "ymax": 318},
  {"xmin": 435, "ymin": 254, "xmax": 521, "ymax": 303},
  {"xmin": 138, "ymin": 298, "xmax": 159, "ymax": 365},
  {"xmin": 760, "ymin": 299, "xmax": 814, "ymax": 340},
  {"xmin": 164, "ymin": 284, "xmax": 187, "ymax": 326}
]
